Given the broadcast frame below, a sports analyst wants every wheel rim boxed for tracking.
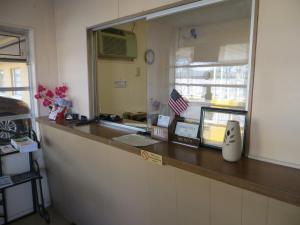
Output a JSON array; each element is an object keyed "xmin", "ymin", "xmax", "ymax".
[{"xmin": 0, "ymin": 120, "xmax": 17, "ymax": 139}]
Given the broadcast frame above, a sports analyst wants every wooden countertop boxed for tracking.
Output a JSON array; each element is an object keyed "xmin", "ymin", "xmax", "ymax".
[{"xmin": 37, "ymin": 117, "xmax": 300, "ymax": 207}]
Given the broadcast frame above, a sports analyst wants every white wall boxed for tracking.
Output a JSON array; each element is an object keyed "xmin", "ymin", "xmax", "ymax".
[
  {"xmin": 249, "ymin": 0, "xmax": 300, "ymax": 168},
  {"xmin": 54, "ymin": 0, "xmax": 119, "ymax": 116},
  {"xmin": 0, "ymin": 0, "xmax": 58, "ymax": 218}
]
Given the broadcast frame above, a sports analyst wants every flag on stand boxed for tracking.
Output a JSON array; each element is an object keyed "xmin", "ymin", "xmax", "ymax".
[{"xmin": 168, "ymin": 89, "xmax": 189, "ymax": 115}]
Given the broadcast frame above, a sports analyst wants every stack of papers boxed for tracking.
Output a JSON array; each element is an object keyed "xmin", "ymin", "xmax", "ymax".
[
  {"xmin": 11, "ymin": 137, "xmax": 38, "ymax": 153},
  {"xmin": 0, "ymin": 145, "xmax": 18, "ymax": 154},
  {"xmin": 0, "ymin": 176, "xmax": 13, "ymax": 189},
  {"xmin": 112, "ymin": 134, "xmax": 160, "ymax": 147}
]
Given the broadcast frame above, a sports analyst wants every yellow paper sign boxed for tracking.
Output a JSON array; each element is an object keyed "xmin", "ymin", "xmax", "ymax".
[{"xmin": 140, "ymin": 150, "xmax": 163, "ymax": 165}]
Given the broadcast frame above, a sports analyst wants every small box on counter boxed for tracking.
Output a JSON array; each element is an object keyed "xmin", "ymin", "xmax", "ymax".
[{"xmin": 151, "ymin": 126, "xmax": 168, "ymax": 141}]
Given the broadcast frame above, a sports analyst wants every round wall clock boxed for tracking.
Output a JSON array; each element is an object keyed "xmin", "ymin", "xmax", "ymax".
[{"xmin": 144, "ymin": 49, "xmax": 155, "ymax": 65}]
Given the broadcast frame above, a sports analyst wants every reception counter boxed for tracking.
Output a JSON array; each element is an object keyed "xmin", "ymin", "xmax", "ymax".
[{"xmin": 37, "ymin": 117, "xmax": 300, "ymax": 225}]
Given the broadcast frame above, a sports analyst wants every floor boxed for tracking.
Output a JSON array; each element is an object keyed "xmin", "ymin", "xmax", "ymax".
[{"xmin": 11, "ymin": 208, "xmax": 70, "ymax": 225}]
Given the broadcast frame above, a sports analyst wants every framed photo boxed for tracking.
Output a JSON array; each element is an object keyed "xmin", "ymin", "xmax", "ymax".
[
  {"xmin": 170, "ymin": 116, "xmax": 200, "ymax": 147},
  {"xmin": 199, "ymin": 107, "xmax": 247, "ymax": 150}
]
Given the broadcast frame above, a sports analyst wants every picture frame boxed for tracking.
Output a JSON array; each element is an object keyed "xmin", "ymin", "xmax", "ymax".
[
  {"xmin": 199, "ymin": 107, "xmax": 247, "ymax": 151},
  {"xmin": 169, "ymin": 116, "xmax": 200, "ymax": 148}
]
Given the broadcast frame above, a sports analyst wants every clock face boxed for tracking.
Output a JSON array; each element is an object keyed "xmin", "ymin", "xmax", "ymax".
[{"xmin": 145, "ymin": 49, "xmax": 155, "ymax": 65}]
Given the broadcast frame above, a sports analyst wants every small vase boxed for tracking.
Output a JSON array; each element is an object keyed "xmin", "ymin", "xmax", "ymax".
[{"xmin": 222, "ymin": 120, "xmax": 242, "ymax": 162}]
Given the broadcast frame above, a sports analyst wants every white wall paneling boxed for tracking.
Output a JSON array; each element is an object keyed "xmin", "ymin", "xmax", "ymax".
[{"xmin": 41, "ymin": 125, "xmax": 300, "ymax": 225}]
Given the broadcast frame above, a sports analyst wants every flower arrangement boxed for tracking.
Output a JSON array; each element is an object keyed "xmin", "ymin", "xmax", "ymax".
[
  {"xmin": 35, "ymin": 84, "xmax": 72, "ymax": 120},
  {"xmin": 34, "ymin": 84, "xmax": 68, "ymax": 108}
]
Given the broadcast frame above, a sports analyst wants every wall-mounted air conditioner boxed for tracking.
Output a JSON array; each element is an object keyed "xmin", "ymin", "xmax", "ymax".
[{"xmin": 97, "ymin": 28, "xmax": 137, "ymax": 60}]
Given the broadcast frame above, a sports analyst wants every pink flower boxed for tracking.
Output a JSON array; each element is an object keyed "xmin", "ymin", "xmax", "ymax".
[
  {"xmin": 42, "ymin": 98, "xmax": 52, "ymax": 107},
  {"xmin": 55, "ymin": 87, "xmax": 61, "ymax": 96},
  {"xmin": 38, "ymin": 85, "xmax": 46, "ymax": 93},
  {"xmin": 55, "ymin": 86, "xmax": 67, "ymax": 98},
  {"xmin": 36, "ymin": 84, "xmax": 68, "ymax": 109},
  {"xmin": 45, "ymin": 90, "xmax": 54, "ymax": 98},
  {"xmin": 34, "ymin": 93, "xmax": 41, "ymax": 99},
  {"xmin": 61, "ymin": 85, "xmax": 68, "ymax": 92}
]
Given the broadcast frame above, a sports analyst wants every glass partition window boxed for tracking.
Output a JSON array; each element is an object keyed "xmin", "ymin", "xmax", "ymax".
[
  {"xmin": 96, "ymin": 20, "xmax": 148, "ymax": 127},
  {"xmin": 147, "ymin": 0, "xmax": 252, "ymax": 122},
  {"xmin": 93, "ymin": 0, "xmax": 254, "ymax": 132}
]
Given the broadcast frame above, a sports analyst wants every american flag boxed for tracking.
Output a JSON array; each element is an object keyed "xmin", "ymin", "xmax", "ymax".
[{"xmin": 168, "ymin": 89, "xmax": 189, "ymax": 115}]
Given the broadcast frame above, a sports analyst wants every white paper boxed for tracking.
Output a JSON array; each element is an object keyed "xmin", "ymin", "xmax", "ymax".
[
  {"xmin": 112, "ymin": 134, "xmax": 160, "ymax": 147},
  {"xmin": 0, "ymin": 145, "xmax": 17, "ymax": 154},
  {"xmin": 175, "ymin": 122, "xmax": 199, "ymax": 138},
  {"xmin": 157, "ymin": 115, "xmax": 170, "ymax": 128},
  {"xmin": 0, "ymin": 176, "xmax": 13, "ymax": 188},
  {"xmin": 123, "ymin": 123, "xmax": 148, "ymax": 128}
]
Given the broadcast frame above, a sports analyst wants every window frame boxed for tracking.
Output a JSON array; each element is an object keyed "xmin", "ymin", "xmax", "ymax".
[
  {"xmin": 0, "ymin": 69, "xmax": 4, "ymax": 93},
  {"xmin": 10, "ymin": 67, "xmax": 23, "ymax": 96},
  {"xmin": 87, "ymin": 0, "xmax": 259, "ymax": 155},
  {"xmin": 0, "ymin": 29, "xmax": 35, "ymax": 130},
  {"xmin": 0, "ymin": 32, "xmax": 26, "ymax": 60}
]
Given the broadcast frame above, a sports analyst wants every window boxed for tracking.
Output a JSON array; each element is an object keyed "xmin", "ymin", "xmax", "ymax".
[
  {"xmin": 89, "ymin": 0, "xmax": 256, "ymax": 138},
  {"xmin": 0, "ymin": 30, "xmax": 32, "ymax": 143},
  {"xmin": 0, "ymin": 33, "xmax": 26, "ymax": 59},
  {"xmin": 0, "ymin": 62, "xmax": 30, "ymax": 107},
  {"xmin": 0, "ymin": 70, "xmax": 4, "ymax": 94},
  {"xmin": 11, "ymin": 68, "xmax": 23, "ymax": 98},
  {"xmin": 147, "ymin": 0, "xmax": 253, "ymax": 123},
  {"xmin": 174, "ymin": 57, "xmax": 249, "ymax": 121}
]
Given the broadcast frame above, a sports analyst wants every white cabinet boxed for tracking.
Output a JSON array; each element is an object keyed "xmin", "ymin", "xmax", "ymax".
[
  {"xmin": 41, "ymin": 125, "xmax": 300, "ymax": 225},
  {"xmin": 242, "ymin": 190, "xmax": 268, "ymax": 225},
  {"xmin": 211, "ymin": 180, "xmax": 242, "ymax": 225},
  {"xmin": 267, "ymin": 199, "xmax": 300, "ymax": 225},
  {"xmin": 108, "ymin": 148, "xmax": 150, "ymax": 225},
  {"xmin": 145, "ymin": 163, "xmax": 177, "ymax": 225},
  {"xmin": 176, "ymin": 168, "xmax": 210, "ymax": 225}
]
